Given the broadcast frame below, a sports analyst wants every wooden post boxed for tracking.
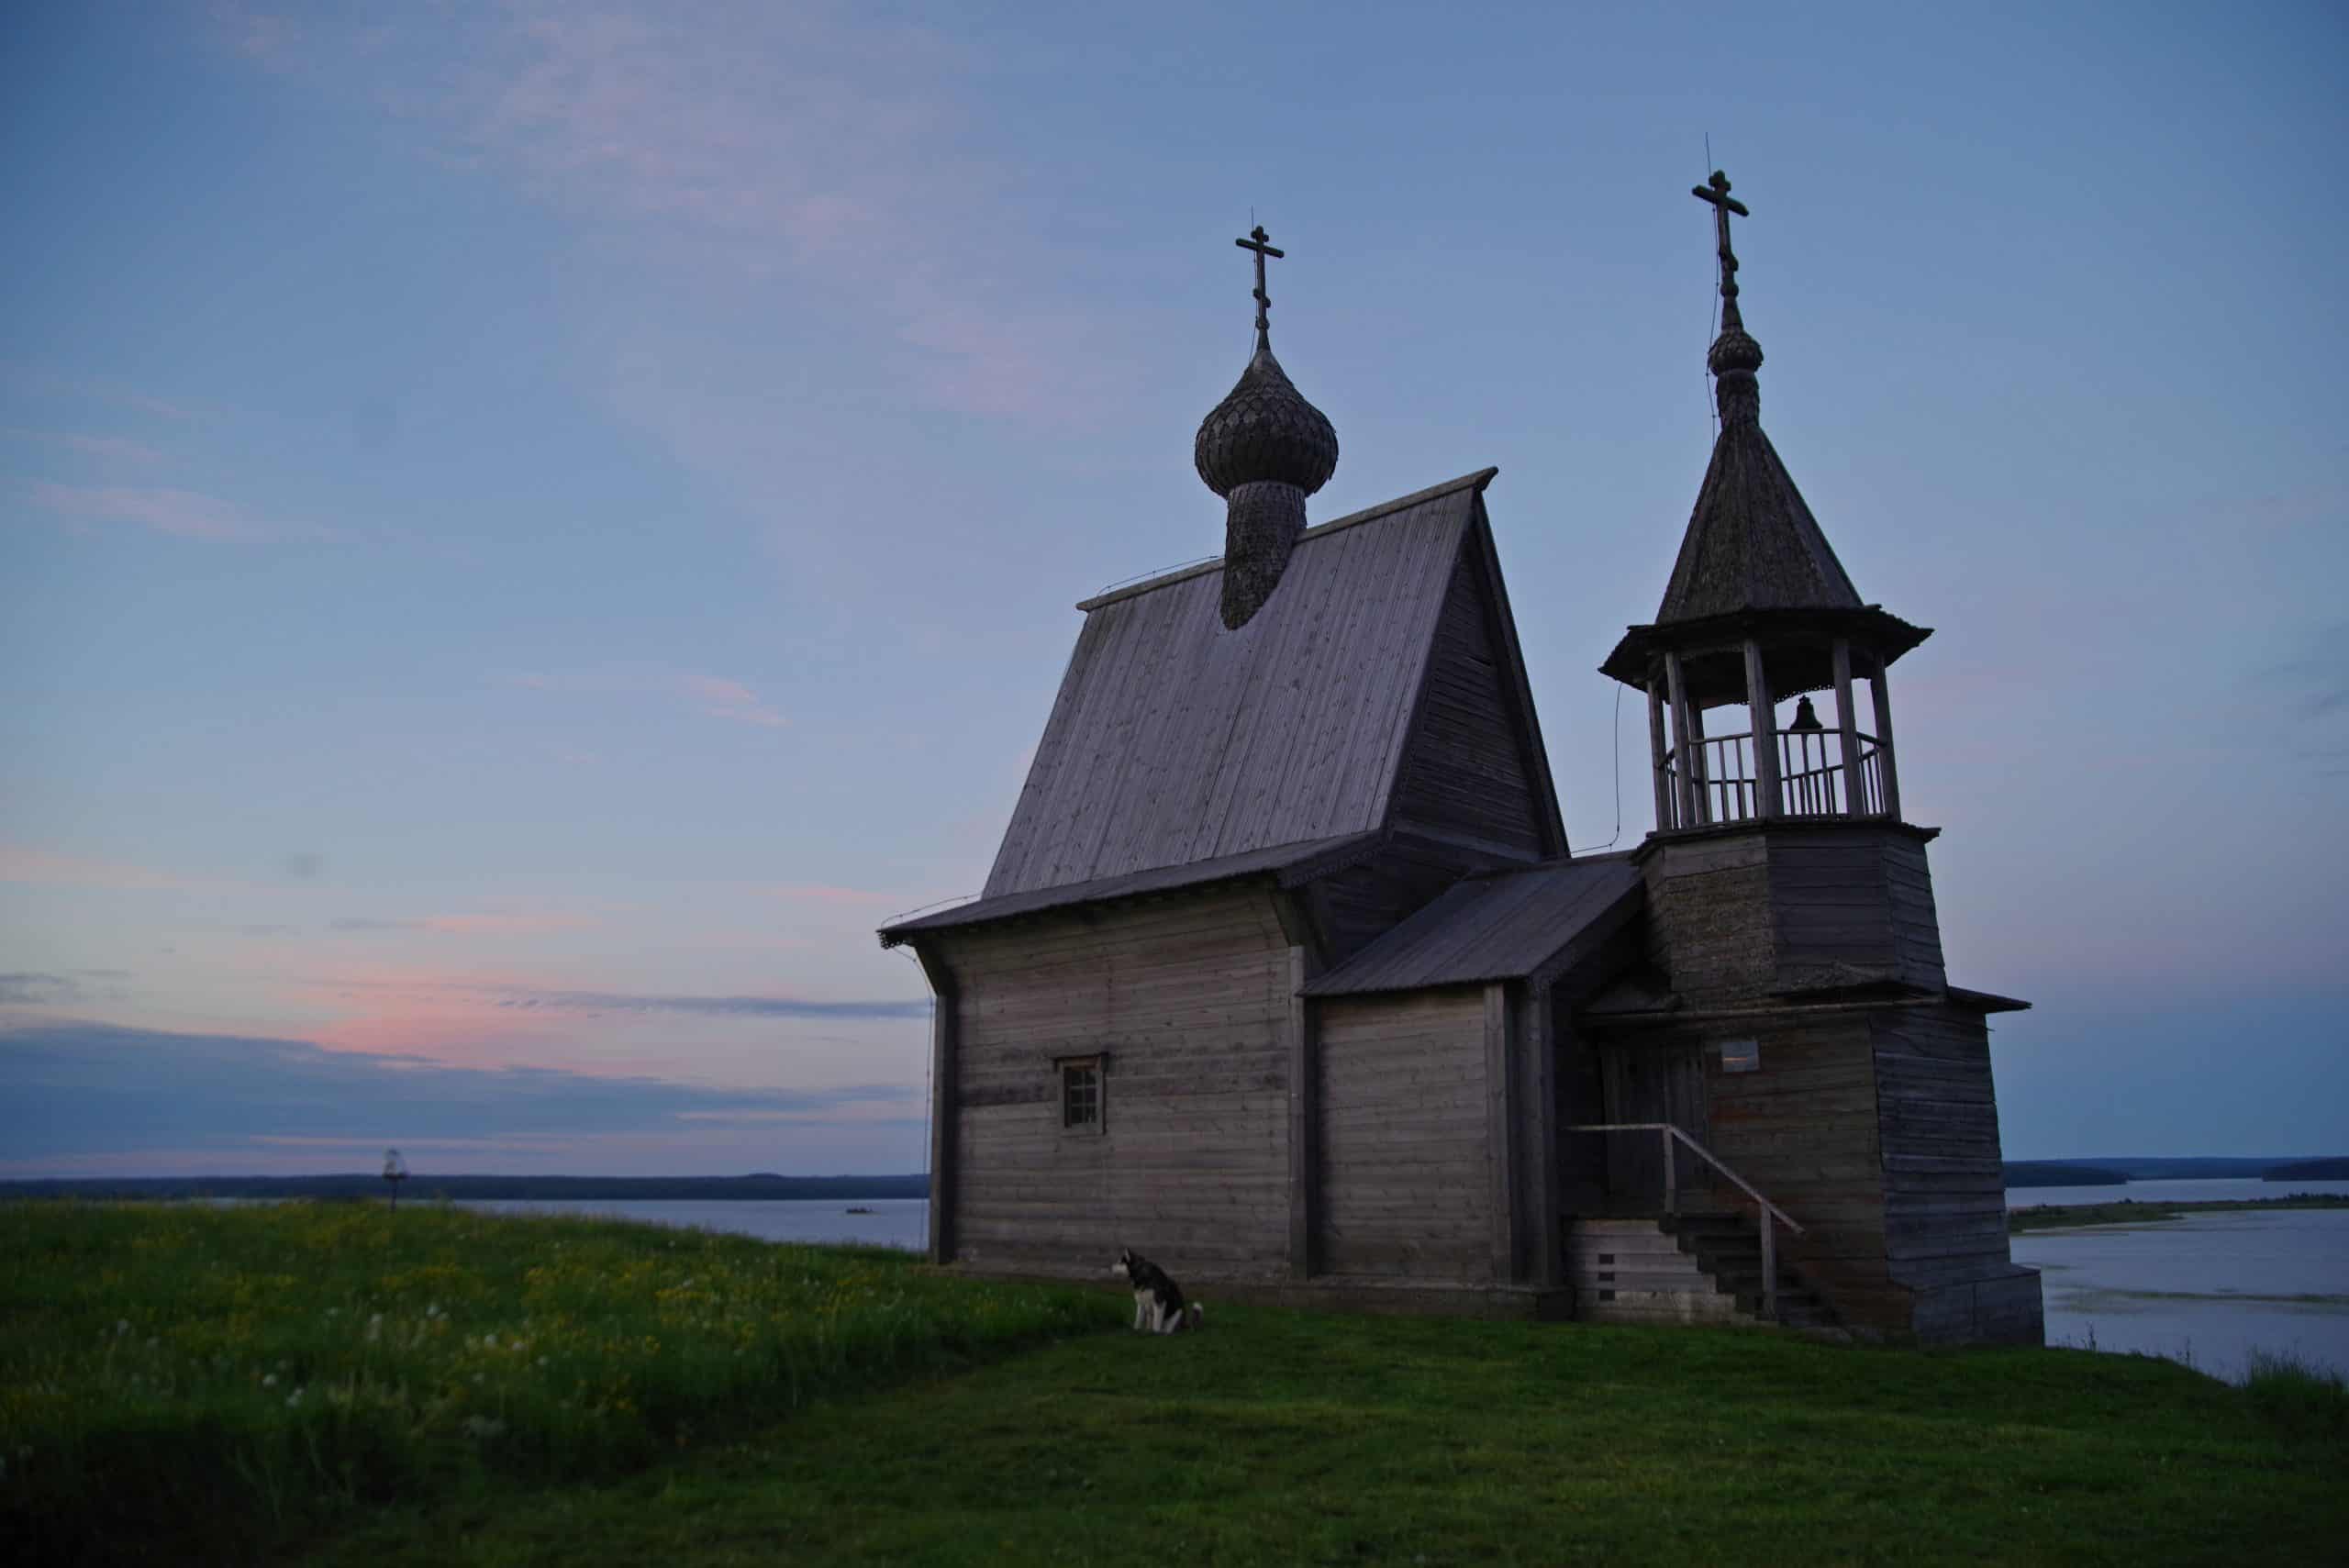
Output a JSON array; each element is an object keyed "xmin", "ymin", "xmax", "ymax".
[
  {"xmin": 911, "ymin": 943, "xmax": 959, "ymax": 1265},
  {"xmin": 1743, "ymin": 639, "xmax": 1779, "ymax": 819},
  {"xmin": 1661, "ymin": 1126, "xmax": 1677, "ymax": 1217},
  {"xmin": 1761, "ymin": 1214, "xmax": 1778, "ymax": 1323},
  {"xmin": 1484, "ymin": 983, "xmax": 1517, "ymax": 1284},
  {"xmin": 1664, "ymin": 651, "xmax": 1699, "ymax": 829},
  {"xmin": 1525, "ymin": 993, "xmax": 1562, "ymax": 1291},
  {"xmin": 1286, "ymin": 946, "xmax": 1317, "ymax": 1280},
  {"xmin": 1646, "ymin": 677, "xmax": 1673, "ymax": 831},
  {"xmin": 1685, "ymin": 690, "xmax": 1711, "ymax": 825},
  {"xmin": 1869, "ymin": 654, "xmax": 1902, "ymax": 821},
  {"xmin": 1831, "ymin": 639, "xmax": 1863, "ymax": 818}
]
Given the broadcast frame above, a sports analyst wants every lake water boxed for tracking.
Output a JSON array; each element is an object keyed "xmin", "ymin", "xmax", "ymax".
[
  {"xmin": 452, "ymin": 1184, "xmax": 2349, "ymax": 1383},
  {"xmin": 2007, "ymin": 1179, "xmax": 2349, "ymax": 1382},
  {"xmin": 456, "ymin": 1197, "xmax": 930, "ymax": 1252}
]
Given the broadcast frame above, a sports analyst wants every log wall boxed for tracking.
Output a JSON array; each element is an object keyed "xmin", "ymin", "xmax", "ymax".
[
  {"xmin": 1874, "ymin": 1005, "xmax": 2042, "ymax": 1342},
  {"xmin": 929, "ymin": 884, "xmax": 1297, "ymax": 1279},
  {"xmin": 1317, "ymin": 986, "xmax": 1494, "ymax": 1281}
]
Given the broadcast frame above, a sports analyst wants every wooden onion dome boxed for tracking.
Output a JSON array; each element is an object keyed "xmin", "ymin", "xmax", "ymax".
[
  {"xmin": 1196, "ymin": 226, "xmax": 1340, "ymax": 629},
  {"xmin": 1600, "ymin": 172, "xmax": 1928, "ymax": 833}
]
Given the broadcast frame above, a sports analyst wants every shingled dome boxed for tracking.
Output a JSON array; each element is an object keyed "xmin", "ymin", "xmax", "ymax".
[{"xmin": 1193, "ymin": 342, "xmax": 1340, "ymax": 498}]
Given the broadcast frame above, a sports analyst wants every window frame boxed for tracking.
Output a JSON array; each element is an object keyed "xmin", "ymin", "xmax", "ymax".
[{"xmin": 1057, "ymin": 1053, "xmax": 1106, "ymax": 1136}]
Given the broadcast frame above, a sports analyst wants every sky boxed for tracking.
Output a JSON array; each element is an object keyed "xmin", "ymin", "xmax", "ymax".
[{"xmin": 2, "ymin": 1, "xmax": 2343, "ymax": 1176}]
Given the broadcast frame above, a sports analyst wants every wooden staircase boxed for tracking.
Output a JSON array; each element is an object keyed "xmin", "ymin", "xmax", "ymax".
[{"xmin": 1567, "ymin": 1212, "xmax": 1836, "ymax": 1328}]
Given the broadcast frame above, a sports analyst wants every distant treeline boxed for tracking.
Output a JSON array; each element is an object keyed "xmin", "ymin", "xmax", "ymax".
[
  {"xmin": 2004, "ymin": 1156, "xmax": 2349, "ymax": 1188},
  {"xmin": 0, "ymin": 1173, "xmax": 930, "ymax": 1202}
]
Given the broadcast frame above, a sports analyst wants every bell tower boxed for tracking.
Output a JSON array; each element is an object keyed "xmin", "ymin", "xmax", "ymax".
[
  {"xmin": 1586, "ymin": 172, "xmax": 2041, "ymax": 1344},
  {"xmin": 1600, "ymin": 170, "xmax": 1945, "ymax": 1000}
]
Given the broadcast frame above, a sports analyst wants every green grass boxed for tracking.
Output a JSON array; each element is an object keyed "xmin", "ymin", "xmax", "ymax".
[
  {"xmin": 0, "ymin": 1201, "xmax": 1119, "ymax": 1563},
  {"xmin": 7, "ymin": 1205, "xmax": 2343, "ymax": 1566}
]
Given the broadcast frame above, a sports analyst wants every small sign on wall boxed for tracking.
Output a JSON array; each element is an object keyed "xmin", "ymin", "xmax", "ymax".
[{"xmin": 1720, "ymin": 1039, "xmax": 1760, "ymax": 1073}]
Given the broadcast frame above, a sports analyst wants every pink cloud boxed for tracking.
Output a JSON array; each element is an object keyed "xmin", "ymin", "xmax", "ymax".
[
  {"xmin": 418, "ymin": 912, "xmax": 599, "ymax": 936},
  {"xmin": 681, "ymin": 673, "xmax": 785, "ymax": 728},
  {"xmin": 28, "ymin": 483, "xmax": 334, "ymax": 544},
  {"xmin": 0, "ymin": 844, "xmax": 192, "ymax": 891}
]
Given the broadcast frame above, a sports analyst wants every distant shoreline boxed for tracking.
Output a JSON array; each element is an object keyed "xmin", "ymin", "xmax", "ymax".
[
  {"xmin": 2009, "ymin": 1194, "xmax": 2349, "ymax": 1233},
  {"xmin": 0, "ymin": 1173, "xmax": 930, "ymax": 1202}
]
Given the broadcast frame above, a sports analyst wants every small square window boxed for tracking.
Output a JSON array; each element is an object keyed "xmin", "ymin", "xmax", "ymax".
[
  {"xmin": 1720, "ymin": 1039, "xmax": 1760, "ymax": 1074},
  {"xmin": 1059, "ymin": 1056, "xmax": 1103, "ymax": 1133}
]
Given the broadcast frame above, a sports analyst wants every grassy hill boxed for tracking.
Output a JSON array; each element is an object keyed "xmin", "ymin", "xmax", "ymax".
[{"xmin": 5, "ymin": 1204, "xmax": 2340, "ymax": 1565}]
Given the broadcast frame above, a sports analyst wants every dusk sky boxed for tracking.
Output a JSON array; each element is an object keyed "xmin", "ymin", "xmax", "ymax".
[{"xmin": 4, "ymin": 2, "xmax": 2343, "ymax": 1176}]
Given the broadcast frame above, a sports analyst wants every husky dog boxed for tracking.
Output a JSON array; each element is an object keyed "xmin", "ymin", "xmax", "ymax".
[{"xmin": 1111, "ymin": 1247, "xmax": 1204, "ymax": 1334}]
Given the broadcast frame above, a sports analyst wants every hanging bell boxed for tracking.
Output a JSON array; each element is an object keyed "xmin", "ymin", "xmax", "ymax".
[{"xmin": 1790, "ymin": 695, "xmax": 1823, "ymax": 732}]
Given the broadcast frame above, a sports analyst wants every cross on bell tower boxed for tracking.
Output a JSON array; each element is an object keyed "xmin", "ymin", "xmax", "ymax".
[
  {"xmin": 1692, "ymin": 170, "xmax": 1751, "ymax": 331},
  {"xmin": 1235, "ymin": 225, "xmax": 1285, "ymax": 350}
]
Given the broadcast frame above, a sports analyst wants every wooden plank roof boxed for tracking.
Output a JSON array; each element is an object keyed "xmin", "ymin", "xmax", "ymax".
[
  {"xmin": 1301, "ymin": 853, "xmax": 1644, "ymax": 996},
  {"xmin": 980, "ymin": 469, "xmax": 1505, "ymax": 901},
  {"xmin": 878, "ymin": 830, "xmax": 1381, "ymax": 945}
]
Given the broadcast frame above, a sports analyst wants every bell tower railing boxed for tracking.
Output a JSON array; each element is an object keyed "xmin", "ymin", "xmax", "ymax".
[
  {"xmin": 1646, "ymin": 637, "xmax": 1902, "ymax": 832},
  {"xmin": 1657, "ymin": 727, "xmax": 1887, "ymax": 828}
]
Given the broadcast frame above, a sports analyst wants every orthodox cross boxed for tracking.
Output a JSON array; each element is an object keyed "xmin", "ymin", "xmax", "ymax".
[
  {"xmin": 1235, "ymin": 225, "xmax": 1284, "ymax": 347},
  {"xmin": 1691, "ymin": 170, "xmax": 1750, "ymax": 329}
]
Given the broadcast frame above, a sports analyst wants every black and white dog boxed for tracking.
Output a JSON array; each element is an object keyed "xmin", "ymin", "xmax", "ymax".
[{"xmin": 1111, "ymin": 1247, "xmax": 1204, "ymax": 1334}]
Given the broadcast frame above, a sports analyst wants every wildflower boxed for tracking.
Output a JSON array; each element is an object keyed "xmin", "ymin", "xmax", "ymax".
[
  {"xmin": 115, "ymin": 1320, "xmax": 129, "ymax": 1337},
  {"xmin": 462, "ymin": 1416, "xmax": 505, "ymax": 1440},
  {"xmin": 366, "ymin": 1314, "xmax": 383, "ymax": 1342},
  {"xmin": 262, "ymin": 1373, "xmax": 278, "ymax": 1388},
  {"xmin": 482, "ymin": 1332, "xmax": 495, "ymax": 1350},
  {"xmin": 286, "ymin": 1388, "xmax": 305, "ymax": 1409}
]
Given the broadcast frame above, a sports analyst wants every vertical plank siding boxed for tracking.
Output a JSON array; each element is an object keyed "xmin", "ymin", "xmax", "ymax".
[
  {"xmin": 1317, "ymin": 987, "xmax": 1494, "ymax": 1281},
  {"xmin": 1388, "ymin": 547, "xmax": 1550, "ymax": 858},
  {"xmin": 932, "ymin": 884, "xmax": 1297, "ymax": 1279}
]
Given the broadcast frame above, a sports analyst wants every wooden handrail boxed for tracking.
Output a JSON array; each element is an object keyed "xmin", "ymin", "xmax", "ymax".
[{"xmin": 1565, "ymin": 1121, "xmax": 1804, "ymax": 1322}]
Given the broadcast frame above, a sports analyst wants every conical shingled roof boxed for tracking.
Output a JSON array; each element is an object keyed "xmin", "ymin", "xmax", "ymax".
[{"xmin": 1655, "ymin": 414, "xmax": 1862, "ymax": 623}]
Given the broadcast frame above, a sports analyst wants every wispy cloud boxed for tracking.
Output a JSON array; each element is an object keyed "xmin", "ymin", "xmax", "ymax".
[
  {"xmin": 28, "ymin": 482, "xmax": 334, "ymax": 544},
  {"xmin": 680, "ymin": 674, "xmax": 785, "ymax": 728},
  {"xmin": 494, "ymin": 665, "xmax": 786, "ymax": 729},
  {"xmin": 767, "ymin": 884, "xmax": 902, "ymax": 907},
  {"xmin": 330, "ymin": 912, "xmax": 600, "ymax": 938},
  {"xmin": 0, "ymin": 1019, "xmax": 918, "ymax": 1165},
  {"xmin": 0, "ymin": 428, "xmax": 164, "ymax": 465},
  {"xmin": 211, "ymin": 3, "xmax": 1121, "ymax": 425},
  {"xmin": 495, "ymin": 987, "xmax": 927, "ymax": 1021},
  {"xmin": 0, "ymin": 844, "xmax": 193, "ymax": 892}
]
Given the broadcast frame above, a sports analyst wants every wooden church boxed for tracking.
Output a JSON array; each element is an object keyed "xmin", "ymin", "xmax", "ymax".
[{"xmin": 882, "ymin": 179, "xmax": 2043, "ymax": 1344}]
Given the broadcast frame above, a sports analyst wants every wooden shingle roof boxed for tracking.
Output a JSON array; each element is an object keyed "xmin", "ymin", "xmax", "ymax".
[
  {"xmin": 1656, "ymin": 417, "xmax": 1861, "ymax": 624},
  {"xmin": 979, "ymin": 469, "xmax": 1526, "ymax": 901},
  {"xmin": 1301, "ymin": 853, "xmax": 1643, "ymax": 997}
]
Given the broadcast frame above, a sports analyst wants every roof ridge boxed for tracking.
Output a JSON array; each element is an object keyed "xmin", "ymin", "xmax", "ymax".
[{"xmin": 1076, "ymin": 467, "xmax": 1498, "ymax": 612}]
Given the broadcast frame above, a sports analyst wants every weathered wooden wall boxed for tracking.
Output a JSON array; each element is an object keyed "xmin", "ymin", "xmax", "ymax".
[
  {"xmin": 1659, "ymin": 1015, "xmax": 1906, "ymax": 1326},
  {"xmin": 930, "ymin": 883, "xmax": 1297, "ymax": 1278},
  {"xmin": 1388, "ymin": 550, "xmax": 1550, "ymax": 861},
  {"xmin": 1642, "ymin": 825, "xmax": 1949, "ymax": 1002},
  {"xmin": 1317, "ymin": 986, "xmax": 1493, "ymax": 1281},
  {"xmin": 1874, "ymin": 1005, "xmax": 2042, "ymax": 1342},
  {"xmin": 1304, "ymin": 833, "xmax": 1492, "ymax": 968},
  {"xmin": 1640, "ymin": 834, "xmax": 1776, "ymax": 1004},
  {"xmin": 1766, "ymin": 828, "xmax": 1946, "ymax": 992}
]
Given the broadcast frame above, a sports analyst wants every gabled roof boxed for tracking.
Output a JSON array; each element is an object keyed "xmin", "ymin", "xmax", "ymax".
[
  {"xmin": 1302, "ymin": 854, "xmax": 1643, "ymax": 997},
  {"xmin": 877, "ymin": 831, "xmax": 1379, "ymax": 945},
  {"xmin": 978, "ymin": 468, "xmax": 1555, "ymax": 903},
  {"xmin": 1656, "ymin": 416, "xmax": 1861, "ymax": 624}
]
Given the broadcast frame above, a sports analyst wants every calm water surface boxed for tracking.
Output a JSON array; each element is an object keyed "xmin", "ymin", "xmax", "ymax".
[
  {"xmin": 2006, "ymin": 1180, "xmax": 2349, "ymax": 1381},
  {"xmin": 456, "ymin": 1196, "xmax": 929, "ymax": 1251}
]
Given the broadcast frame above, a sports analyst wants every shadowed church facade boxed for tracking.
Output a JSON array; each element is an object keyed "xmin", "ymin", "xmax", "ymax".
[{"xmin": 882, "ymin": 186, "xmax": 2042, "ymax": 1343}]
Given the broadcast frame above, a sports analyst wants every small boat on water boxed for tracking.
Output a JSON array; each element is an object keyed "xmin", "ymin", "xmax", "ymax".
[{"xmin": 844, "ymin": 1206, "xmax": 874, "ymax": 1215}]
